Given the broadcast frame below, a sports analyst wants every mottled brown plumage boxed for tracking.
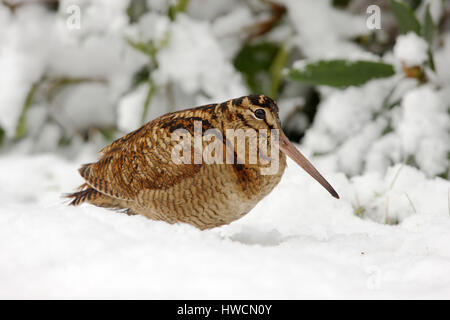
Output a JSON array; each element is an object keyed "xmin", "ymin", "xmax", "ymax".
[{"xmin": 67, "ymin": 95, "xmax": 339, "ymax": 230}]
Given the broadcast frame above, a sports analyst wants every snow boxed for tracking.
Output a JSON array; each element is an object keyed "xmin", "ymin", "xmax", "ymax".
[
  {"xmin": 397, "ymin": 86, "xmax": 450, "ymax": 176},
  {"xmin": 302, "ymin": 77, "xmax": 402, "ymax": 176},
  {"xmin": 55, "ymin": 82, "xmax": 116, "ymax": 131},
  {"xmin": 211, "ymin": 6, "xmax": 254, "ymax": 59},
  {"xmin": 0, "ymin": 153, "xmax": 449, "ymax": 299},
  {"xmin": 394, "ymin": 32, "xmax": 429, "ymax": 67},
  {"xmin": 281, "ymin": 0, "xmax": 368, "ymax": 59},
  {"xmin": 0, "ymin": 5, "xmax": 51, "ymax": 137},
  {"xmin": 417, "ymin": 0, "xmax": 444, "ymax": 24},
  {"xmin": 152, "ymin": 15, "xmax": 247, "ymax": 103},
  {"xmin": 302, "ymin": 74, "xmax": 449, "ymax": 177},
  {"xmin": 136, "ymin": 11, "xmax": 170, "ymax": 43},
  {"xmin": 435, "ymin": 33, "xmax": 450, "ymax": 85},
  {"xmin": 117, "ymin": 83, "xmax": 148, "ymax": 132},
  {"xmin": 0, "ymin": 2, "xmax": 146, "ymax": 139}
]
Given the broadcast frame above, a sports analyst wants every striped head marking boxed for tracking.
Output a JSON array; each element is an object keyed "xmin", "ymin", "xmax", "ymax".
[{"xmin": 226, "ymin": 94, "xmax": 281, "ymax": 131}]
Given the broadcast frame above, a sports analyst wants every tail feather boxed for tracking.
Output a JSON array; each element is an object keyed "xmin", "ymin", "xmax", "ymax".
[
  {"xmin": 66, "ymin": 184, "xmax": 132, "ymax": 210},
  {"xmin": 66, "ymin": 187, "xmax": 100, "ymax": 206}
]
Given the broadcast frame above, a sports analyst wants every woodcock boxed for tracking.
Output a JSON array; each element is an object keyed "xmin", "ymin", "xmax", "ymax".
[{"xmin": 67, "ymin": 95, "xmax": 339, "ymax": 230}]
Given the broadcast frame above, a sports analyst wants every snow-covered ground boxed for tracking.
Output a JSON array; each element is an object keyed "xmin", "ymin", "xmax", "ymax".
[{"xmin": 1, "ymin": 149, "xmax": 449, "ymax": 299}]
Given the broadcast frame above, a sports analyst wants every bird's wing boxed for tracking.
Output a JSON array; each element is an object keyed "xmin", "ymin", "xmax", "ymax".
[{"xmin": 78, "ymin": 114, "xmax": 213, "ymax": 201}]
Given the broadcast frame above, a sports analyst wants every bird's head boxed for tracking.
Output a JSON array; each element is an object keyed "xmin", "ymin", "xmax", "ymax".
[
  {"xmin": 226, "ymin": 94, "xmax": 339, "ymax": 199},
  {"xmin": 226, "ymin": 94, "xmax": 282, "ymax": 131}
]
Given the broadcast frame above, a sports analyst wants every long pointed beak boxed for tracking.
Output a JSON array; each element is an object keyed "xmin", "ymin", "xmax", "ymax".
[{"xmin": 279, "ymin": 132, "xmax": 339, "ymax": 199}]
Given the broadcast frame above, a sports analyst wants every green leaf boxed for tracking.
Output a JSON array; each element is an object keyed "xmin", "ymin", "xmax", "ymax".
[
  {"xmin": 168, "ymin": 0, "xmax": 190, "ymax": 21},
  {"xmin": 142, "ymin": 80, "xmax": 156, "ymax": 124},
  {"xmin": 15, "ymin": 82, "xmax": 39, "ymax": 140},
  {"xmin": 126, "ymin": 32, "xmax": 169, "ymax": 65},
  {"xmin": 269, "ymin": 44, "xmax": 289, "ymax": 99},
  {"xmin": 0, "ymin": 126, "xmax": 5, "ymax": 146},
  {"xmin": 234, "ymin": 42, "xmax": 280, "ymax": 94},
  {"xmin": 127, "ymin": 0, "xmax": 149, "ymax": 24},
  {"xmin": 332, "ymin": 0, "xmax": 351, "ymax": 9},
  {"xmin": 404, "ymin": 0, "xmax": 422, "ymax": 10},
  {"xmin": 423, "ymin": 4, "xmax": 436, "ymax": 71},
  {"xmin": 127, "ymin": 39, "xmax": 158, "ymax": 59},
  {"xmin": 424, "ymin": 4, "xmax": 437, "ymax": 45},
  {"xmin": 389, "ymin": 0, "xmax": 422, "ymax": 35},
  {"xmin": 131, "ymin": 65, "xmax": 151, "ymax": 89},
  {"xmin": 98, "ymin": 128, "xmax": 116, "ymax": 142},
  {"xmin": 58, "ymin": 135, "xmax": 73, "ymax": 147},
  {"xmin": 288, "ymin": 60, "xmax": 395, "ymax": 88}
]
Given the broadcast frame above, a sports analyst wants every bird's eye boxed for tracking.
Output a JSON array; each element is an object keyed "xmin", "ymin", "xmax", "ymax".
[{"xmin": 254, "ymin": 109, "xmax": 266, "ymax": 120}]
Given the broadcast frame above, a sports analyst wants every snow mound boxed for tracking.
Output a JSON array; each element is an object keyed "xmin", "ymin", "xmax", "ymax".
[{"xmin": 394, "ymin": 32, "xmax": 429, "ymax": 67}]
